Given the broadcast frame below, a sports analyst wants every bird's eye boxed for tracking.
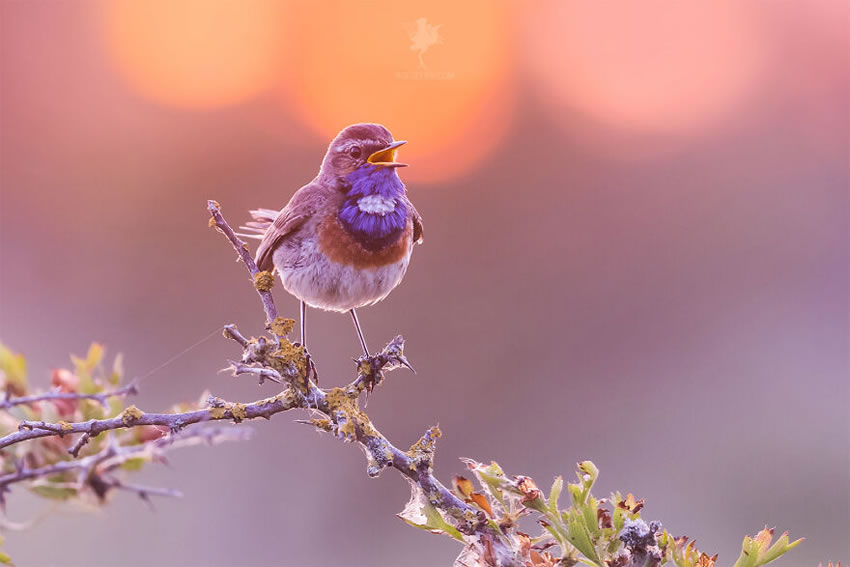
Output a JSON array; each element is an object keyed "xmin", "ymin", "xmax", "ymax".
[{"xmin": 349, "ymin": 146, "xmax": 362, "ymax": 159}]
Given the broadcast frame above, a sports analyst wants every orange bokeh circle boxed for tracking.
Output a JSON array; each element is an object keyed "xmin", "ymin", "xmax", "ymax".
[
  {"xmin": 523, "ymin": 1, "xmax": 764, "ymax": 135},
  {"xmin": 280, "ymin": 1, "xmax": 516, "ymax": 183},
  {"xmin": 101, "ymin": 0, "xmax": 288, "ymax": 109}
]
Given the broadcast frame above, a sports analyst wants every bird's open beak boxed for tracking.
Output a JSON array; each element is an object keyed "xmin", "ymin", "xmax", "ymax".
[{"xmin": 368, "ymin": 140, "xmax": 408, "ymax": 168}]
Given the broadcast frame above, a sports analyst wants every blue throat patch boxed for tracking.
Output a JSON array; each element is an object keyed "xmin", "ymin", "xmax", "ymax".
[{"xmin": 339, "ymin": 164, "xmax": 408, "ymax": 250}]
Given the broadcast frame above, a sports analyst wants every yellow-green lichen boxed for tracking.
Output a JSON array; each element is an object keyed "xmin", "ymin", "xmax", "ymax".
[
  {"xmin": 325, "ymin": 387, "xmax": 377, "ymax": 440},
  {"xmin": 209, "ymin": 406, "xmax": 227, "ymax": 419},
  {"xmin": 266, "ymin": 339, "xmax": 308, "ymax": 391},
  {"xmin": 406, "ymin": 426, "xmax": 442, "ymax": 470},
  {"xmin": 357, "ymin": 359, "xmax": 372, "ymax": 376},
  {"xmin": 58, "ymin": 421, "xmax": 73, "ymax": 432},
  {"xmin": 338, "ymin": 418, "xmax": 355, "ymax": 439},
  {"xmin": 280, "ymin": 388, "xmax": 301, "ymax": 408},
  {"xmin": 230, "ymin": 402, "xmax": 247, "ymax": 422},
  {"xmin": 270, "ymin": 317, "xmax": 295, "ymax": 337},
  {"xmin": 408, "ymin": 426, "xmax": 441, "ymax": 455},
  {"xmin": 310, "ymin": 418, "xmax": 333, "ymax": 432},
  {"xmin": 120, "ymin": 405, "xmax": 143, "ymax": 425},
  {"xmin": 253, "ymin": 271, "xmax": 275, "ymax": 292}
]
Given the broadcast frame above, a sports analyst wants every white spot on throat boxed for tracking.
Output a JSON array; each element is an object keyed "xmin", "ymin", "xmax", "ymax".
[{"xmin": 358, "ymin": 194, "xmax": 396, "ymax": 215}]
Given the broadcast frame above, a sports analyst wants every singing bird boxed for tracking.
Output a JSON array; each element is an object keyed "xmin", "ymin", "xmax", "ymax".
[{"xmin": 240, "ymin": 123, "xmax": 423, "ymax": 357}]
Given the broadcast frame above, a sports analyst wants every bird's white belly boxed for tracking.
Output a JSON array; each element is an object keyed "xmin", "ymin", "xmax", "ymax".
[{"xmin": 274, "ymin": 237, "xmax": 411, "ymax": 312}]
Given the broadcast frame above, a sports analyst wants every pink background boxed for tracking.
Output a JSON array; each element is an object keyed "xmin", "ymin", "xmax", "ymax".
[{"xmin": 1, "ymin": 1, "xmax": 847, "ymax": 565}]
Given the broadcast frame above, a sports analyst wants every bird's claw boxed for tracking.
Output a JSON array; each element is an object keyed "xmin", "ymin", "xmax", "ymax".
[
  {"xmin": 306, "ymin": 352, "xmax": 319, "ymax": 384},
  {"xmin": 295, "ymin": 343, "xmax": 319, "ymax": 385},
  {"xmin": 355, "ymin": 354, "xmax": 385, "ymax": 395}
]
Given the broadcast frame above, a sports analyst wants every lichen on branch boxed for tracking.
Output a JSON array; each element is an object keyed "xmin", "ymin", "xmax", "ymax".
[{"xmin": 0, "ymin": 202, "xmax": 805, "ymax": 567}]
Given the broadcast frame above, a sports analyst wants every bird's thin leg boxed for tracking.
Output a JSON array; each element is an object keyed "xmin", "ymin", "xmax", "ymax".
[
  {"xmin": 300, "ymin": 300, "xmax": 307, "ymax": 348},
  {"xmin": 300, "ymin": 300, "xmax": 318, "ymax": 384},
  {"xmin": 349, "ymin": 309, "xmax": 369, "ymax": 356}
]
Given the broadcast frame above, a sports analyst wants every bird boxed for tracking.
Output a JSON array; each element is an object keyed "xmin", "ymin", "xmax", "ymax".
[{"xmin": 239, "ymin": 123, "xmax": 423, "ymax": 362}]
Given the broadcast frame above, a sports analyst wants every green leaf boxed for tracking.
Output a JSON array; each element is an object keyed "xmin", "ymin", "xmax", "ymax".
[
  {"xmin": 80, "ymin": 399, "xmax": 105, "ymax": 421},
  {"xmin": 569, "ymin": 461, "xmax": 600, "ymax": 507},
  {"xmin": 29, "ymin": 484, "xmax": 78, "ymax": 501},
  {"xmin": 121, "ymin": 457, "xmax": 148, "ymax": 471},
  {"xmin": 0, "ymin": 343, "xmax": 27, "ymax": 394},
  {"xmin": 578, "ymin": 461, "xmax": 599, "ymax": 487},
  {"xmin": 541, "ymin": 521, "xmax": 564, "ymax": 546},
  {"xmin": 582, "ymin": 495, "xmax": 599, "ymax": 536},
  {"xmin": 761, "ymin": 532, "xmax": 803, "ymax": 564},
  {"xmin": 463, "ymin": 459, "xmax": 507, "ymax": 508},
  {"xmin": 72, "ymin": 343, "xmax": 105, "ymax": 394},
  {"xmin": 397, "ymin": 479, "xmax": 463, "ymax": 542},
  {"xmin": 734, "ymin": 528, "xmax": 803, "ymax": 567},
  {"xmin": 567, "ymin": 481, "xmax": 584, "ymax": 506},
  {"xmin": 548, "ymin": 475, "xmax": 563, "ymax": 515},
  {"xmin": 565, "ymin": 509, "xmax": 603, "ymax": 566},
  {"xmin": 107, "ymin": 397, "xmax": 124, "ymax": 418},
  {"xmin": 109, "ymin": 353, "xmax": 124, "ymax": 385},
  {"xmin": 612, "ymin": 503, "xmax": 625, "ymax": 532},
  {"xmin": 85, "ymin": 343, "xmax": 105, "ymax": 368}
]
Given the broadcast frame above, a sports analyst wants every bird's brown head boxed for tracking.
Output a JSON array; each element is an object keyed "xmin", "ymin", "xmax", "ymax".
[{"xmin": 320, "ymin": 123, "xmax": 407, "ymax": 179}]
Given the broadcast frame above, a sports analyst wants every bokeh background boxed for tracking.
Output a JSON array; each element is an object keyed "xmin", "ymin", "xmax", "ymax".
[{"xmin": 1, "ymin": 1, "xmax": 847, "ymax": 565}]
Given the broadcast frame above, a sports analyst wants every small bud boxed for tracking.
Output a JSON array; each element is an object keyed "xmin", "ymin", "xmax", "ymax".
[{"xmin": 514, "ymin": 475, "xmax": 543, "ymax": 505}]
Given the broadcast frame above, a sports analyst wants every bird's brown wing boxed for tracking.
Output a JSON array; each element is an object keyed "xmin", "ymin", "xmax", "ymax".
[
  {"xmin": 408, "ymin": 200, "xmax": 424, "ymax": 244},
  {"xmin": 254, "ymin": 186, "xmax": 324, "ymax": 271}
]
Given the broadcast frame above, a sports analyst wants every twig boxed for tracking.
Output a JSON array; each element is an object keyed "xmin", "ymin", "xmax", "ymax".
[
  {"xmin": 345, "ymin": 335, "xmax": 415, "ymax": 396},
  {"xmin": 228, "ymin": 361, "xmax": 282, "ymax": 385},
  {"xmin": 208, "ymin": 200, "xmax": 278, "ymax": 326},
  {"xmin": 0, "ymin": 381, "xmax": 139, "ymax": 411},
  {"xmin": 107, "ymin": 480, "xmax": 183, "ymax": 500},
  {"xmin": 223, "ymin": 324, "xmax": 250, "ymax": 348},
  {"xmin": 1, "ymin": 390, "xmax": 301, "ymax": 455},
  {"xmin": 0, "ymin": 427, "xmax": 248, "ymax": 498}
]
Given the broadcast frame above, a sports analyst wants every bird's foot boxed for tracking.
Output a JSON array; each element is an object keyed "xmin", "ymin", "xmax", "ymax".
[
  {"xmin": 349, "ymin": 337, "xmax": 414, "ymax": 399},
  {"xmin": 307, "ymin": 353, "xmax": 319, "ymax": 384},
  {"xmin": 354, "ymin": 354, "xmax": 385, "ymax": 396},
  {"xmin": 294, "ymin": 343, "xmax": 319, "ymax": 385}
]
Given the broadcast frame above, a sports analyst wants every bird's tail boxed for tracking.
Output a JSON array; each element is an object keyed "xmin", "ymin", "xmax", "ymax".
[{"xmin": 236, "ymin": 208, "xmax": 278, "ymax": 240}]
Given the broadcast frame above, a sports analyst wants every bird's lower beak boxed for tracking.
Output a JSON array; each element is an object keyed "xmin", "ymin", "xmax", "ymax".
[{"xmin": 368, "ymin": 140, "xmax": 408, "ymax": 168}]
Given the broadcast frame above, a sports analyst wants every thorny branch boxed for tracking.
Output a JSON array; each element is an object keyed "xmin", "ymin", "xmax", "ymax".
[
  {"xmin": 0, "ymin": 427, "xmax": 248, "ymax": 503},
  {"xmin": 0, "ymin": 382, "xmax": 138, "ymax": 412},
  {"xmin": 207, "ymin": 200, "xmax": 278, "ymax": 326},
  {"xmin": 0, "ymin": 201, "xmax": 803, "ymax": 567},
  {"xmin": 0, "ymin": 202, "xmax": 485, "ymax": 545},
  {"xmin": 0, "ymin": 391, "xmax": 301, "ymax": 457},
  {"xmin": 204, "ymin": 201, "xmax": 486, "ymax": 532}
]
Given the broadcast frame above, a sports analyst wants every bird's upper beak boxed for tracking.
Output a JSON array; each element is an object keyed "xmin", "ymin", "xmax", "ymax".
[{"xmin": 368, "ymin": 140, "xmax": 408, "ymax": 168}]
